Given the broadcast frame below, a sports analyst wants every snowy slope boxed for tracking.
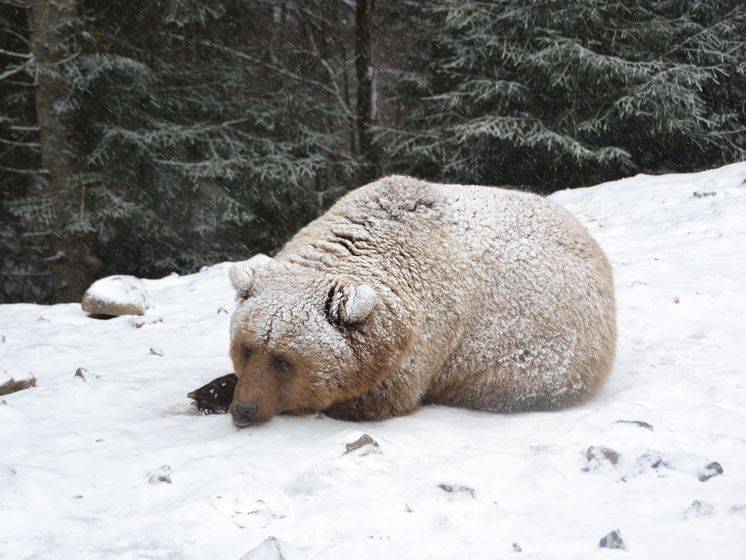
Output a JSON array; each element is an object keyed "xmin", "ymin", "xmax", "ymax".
[{"xmin": 1, "ymin": 163, "xmax": 746, "ymax": 560}]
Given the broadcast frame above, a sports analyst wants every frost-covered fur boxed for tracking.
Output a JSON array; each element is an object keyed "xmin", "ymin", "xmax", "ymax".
[{"xmin": 229, "ymin": 176, "xmax": 616, "ymax": 424}]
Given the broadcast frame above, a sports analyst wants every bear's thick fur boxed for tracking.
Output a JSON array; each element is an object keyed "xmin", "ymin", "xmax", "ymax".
[{"xmin": 228, "ymin": 176, "xmax": 616, "ymax": 426}]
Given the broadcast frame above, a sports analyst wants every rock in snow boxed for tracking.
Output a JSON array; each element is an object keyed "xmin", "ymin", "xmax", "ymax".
[
  {"xmin": 438, "ymin": 483, "xmax": 476, "ymax": 498},
  {"xmin": 344, "ymin": 434, "xmax": 380, "ymax": 454},
  {"xmin": 598, "ymin": 530, "xmax": 626, "ymax": 550},
  {"xmin": 614, "ymin": 419, "xmax": 653, "ymax": 431},
  {"xmin": 81, "ymin": 275, "xmax": 150, "ymax": 317},
  {"xmin": 0, "ymin": 366, "xmax": 36, "ymax": 396},
  {"xmin": 698, "ymin": 462, "xmax": 724, "ymax": 482},
  {"xmin": 148, "ymin": 465, "xmax": 173, "ymax": 484},
  {"xmin": 73, "ymin": 367, "xmax": 101, "ymax": 382},
  {"xmin": 683, "ymin": 500, "xmax": 715, "ymax": 518},
  {"xmin": 239, "ymin": 537, "xmax": 305, "ymax": 560},
  {"xmin": 582, "ymin": 445, "xmax": 620, "ymax": 471}
]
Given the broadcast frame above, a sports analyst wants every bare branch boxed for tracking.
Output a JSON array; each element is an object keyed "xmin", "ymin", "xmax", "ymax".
[
  {"xmin": 0, "ymin": 165, "xmax": 47, "ymax": 175},
  {"xmin": 0, "ymin": 48, "xmax": 31, "ymax": 58}
]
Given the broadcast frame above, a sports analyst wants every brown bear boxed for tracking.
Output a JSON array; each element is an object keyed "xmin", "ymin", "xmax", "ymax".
[{"xmin": 227, "ymin": 176, "xmax": 616, "ymax": 427}]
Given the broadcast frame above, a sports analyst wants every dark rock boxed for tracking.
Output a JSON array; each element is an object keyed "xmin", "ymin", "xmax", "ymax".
[
  {"xmin": 598, "ymin": 529, "xmax": 626, "ymax": 550},
  {"xmin": 149, "ymin": 347, "xmax": 164, "ymax": 356},
  {"xmin": 188, "ymin": 373, "xmax": 238, "ymax": 414},
  {"xmin": 345, "ymin": 434, "xmax": 379, "ymax": 454},
  {"xmin": 512, "ymin": 542, "xmax": 522, "ymax": 552},
  {"xmin": 148, "ymin": 465, "xmax": 172, "ymax": 484},
  {"xmin": 698, "ymin": 461, "xmax": 723, "ymax": 482},
  {"xmin": 438, "ymin": 483, "xmax": 476, "ymax": 498},
  {"xmin": 614, "ymin": 420, "xmax": 653, "ymax": 431}
]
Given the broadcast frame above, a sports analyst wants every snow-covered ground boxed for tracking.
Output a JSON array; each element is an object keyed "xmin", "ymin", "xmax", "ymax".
[{"xmin": 2, "ymin": 163, "xmax": 746, "ymax": 559}]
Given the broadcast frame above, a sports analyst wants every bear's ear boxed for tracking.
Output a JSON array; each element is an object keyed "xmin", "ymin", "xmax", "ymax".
[
  {"xmin": 229, "ymin": 254, "xmax": 272, "ymax": 300},
  {"xmin": 326, "ymin": 278, "xmax": 377, "ymax": 325}
]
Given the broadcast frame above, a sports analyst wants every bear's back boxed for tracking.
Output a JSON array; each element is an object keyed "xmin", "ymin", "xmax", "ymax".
[{"xmin": 278, "ymin": 175, "xmax": 607, "ymax": 294}]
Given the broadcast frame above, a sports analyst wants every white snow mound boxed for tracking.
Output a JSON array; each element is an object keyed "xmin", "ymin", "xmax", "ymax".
[{"xmin": 1, "ymin": 163, "xmax": 745, "ymax": 559}]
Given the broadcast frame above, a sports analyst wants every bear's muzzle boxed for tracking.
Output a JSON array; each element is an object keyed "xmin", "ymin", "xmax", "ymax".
[{"xmin": 231, "ymin": 401, "xmax": 259, "ymax": 427}]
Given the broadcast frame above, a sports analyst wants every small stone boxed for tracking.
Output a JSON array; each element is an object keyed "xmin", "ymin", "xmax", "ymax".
[
  {"xmin": 582, "ymin": 446, "xmax": 620, "ymax": 471},
  {"xmin": 0, "ymin": 367, "xmax": 37, "ymax": 396},
  {"xmin": 1, "ymin": 334, "xmax": 6, "ymax": 343},
  {"xmin": 637, "ymin": 451, "xmax": 669, "ymax": 471},
  {"xmin": 74, "ymin": 367, "xmax": 101, "ymax": 381},
  {"xmin": 614, "ymin": 420, "xmax": 653, "ymax": 431},
  {"xmin": 438, "ymin": 483, "xmax": 476, "ymax": 498},
  {"xmin": 673, "ymin": 296, "xmax": 680, "ymax": 304},
  {"xmin": 345, "ymin": 434, "xmax": 379, "ymax": 454},
  {"xmin": 131, "ymin": 316, "xmax": 164, "ymax": 329},
  {"xmin": 698, "ymin": 461, "xmax": 723, "ymax": 482},
  {"xmin": 683, "ymin": 500, "xmax": 715, "ymax": 518},
  {"xmin": 148, "ymin": 465, "xmax": 172, "ymax": 484},
  {"xmin": 692, "ymin": 191, "xmax": 716, "ymax": 198},
  {"xmin": 82, "ymin": 275, "xmax": 150, "ymax": 317},
  {"xmin": 512, "ymin": 542, "xmax": 522, "ymax": 552},
  {"xmin": 598, "ymin": 529, "xmax": 626, "ymax": 550},
  {"xmin": 149, "ymin": 347, "xmax": 164, "ymax": 357},
  {"xmin": 73, "ymin": 494, "xmax": 84, "ymax": 500}
]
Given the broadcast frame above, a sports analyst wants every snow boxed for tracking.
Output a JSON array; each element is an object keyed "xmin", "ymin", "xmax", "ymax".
[{"xmin": 1, "ymin": 163, "xmax": 746, "ymax": 559}]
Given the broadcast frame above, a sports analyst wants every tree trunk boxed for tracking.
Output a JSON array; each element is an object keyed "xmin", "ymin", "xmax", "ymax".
[
  {"xmin": 355, "ymin": 0, "xmax": 379, "ymax": 181},
  {"xmin": 28, "ymin": 0, "xmax": 100, "ymax": 302}
]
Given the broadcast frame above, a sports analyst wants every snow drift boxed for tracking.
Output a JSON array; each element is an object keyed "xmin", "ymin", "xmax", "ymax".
[{"xmin": 1, "ymin": 163, "xmax": 745, "ymax": 559}]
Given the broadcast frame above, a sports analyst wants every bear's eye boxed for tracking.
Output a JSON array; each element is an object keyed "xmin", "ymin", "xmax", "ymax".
[
  {"xmin": 272, "ymin": 355, "xmax": 293, "ymax": 374},
  {"xmin": 242, "ymin": 346, "xmax": 253, "ymax": 360}
]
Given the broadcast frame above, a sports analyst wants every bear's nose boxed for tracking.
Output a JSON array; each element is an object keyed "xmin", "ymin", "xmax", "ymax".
[{"xmin": 231, "ymin": 402, "xmax": 259, "ymax": 426}]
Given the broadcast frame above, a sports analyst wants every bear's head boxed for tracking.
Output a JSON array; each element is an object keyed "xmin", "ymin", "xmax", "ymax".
[{"xmin": 227, "ymin": 254, "xmax": 405, "ymax": 427}]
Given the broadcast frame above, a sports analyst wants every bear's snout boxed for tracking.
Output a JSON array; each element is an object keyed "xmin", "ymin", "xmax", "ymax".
[{"xmin": 231, "ymin": 401, "xmax": 259, "ymax": 427}]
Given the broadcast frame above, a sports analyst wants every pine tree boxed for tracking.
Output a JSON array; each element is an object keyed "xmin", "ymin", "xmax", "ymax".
[
  {"xmin": 1, "ymin": 0, "xmax": 366, "ymax": 300},
  {"xmin": 384, "ymin": 0, "xmax": 746, "ymax": 192},
  {"xmin": 67, "ymin": 0, "xmax": 365, "ymax": 279}
]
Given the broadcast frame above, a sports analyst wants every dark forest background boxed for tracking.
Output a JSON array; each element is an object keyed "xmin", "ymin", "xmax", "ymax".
[{"xmin": 1, "ymin": 0, "xmax": 745, "ymax": 303}]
